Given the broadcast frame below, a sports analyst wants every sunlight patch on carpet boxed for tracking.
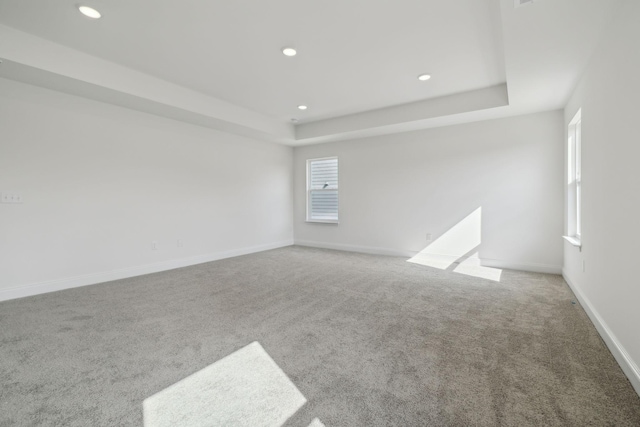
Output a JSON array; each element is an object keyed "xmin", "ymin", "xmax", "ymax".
[
  {"xmin": 453, "ymin": 252, "xmax": 502, "ymax": 282},
  {"xmin": 143, "ymin": 341, "xmax": 307, "ymax": 427}
]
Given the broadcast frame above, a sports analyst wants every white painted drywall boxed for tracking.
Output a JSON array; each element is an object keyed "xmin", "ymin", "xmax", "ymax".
[
  {"xmin": 0, "ymin": 78, "xmax": 293, "ymax": 298},
  {"xmin": 563, "ymin": 0, "xmax": 640, "ymax": 393},
  {"xmin": 294, "ymin": 110, "xmax": 564, "ymax": 273},
  {"xmin": 0, "ymin": 25, "xmax": 294, "ymax": 141}
]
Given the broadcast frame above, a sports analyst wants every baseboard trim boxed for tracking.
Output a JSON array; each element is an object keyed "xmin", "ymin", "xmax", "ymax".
[
  {"xmin": 294, "ymin": 240, "xmax": 562, "ymax": 274},
  {"xmin": 294, "ymin": 240, "xmax": 416, "ymax": 258},
  {"xmin": 480, "ymin": 259, "xmax": 562, "ymax": 275},
  {"xmin": 0, "ymin": 240, "xmax": 294, "ymax": 302},
  {"xmin": 563, "ymin": 271, "xmax": 640, "ymax": 397}
]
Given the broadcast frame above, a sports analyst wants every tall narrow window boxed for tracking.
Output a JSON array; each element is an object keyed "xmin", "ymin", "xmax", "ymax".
[
  {"xmin": 568, "ymin": 109, "xmax": 582, "ymax": 240},
  {"xmin": 307, "ymin": 157, "xmax": 338, "ymax": 223}
]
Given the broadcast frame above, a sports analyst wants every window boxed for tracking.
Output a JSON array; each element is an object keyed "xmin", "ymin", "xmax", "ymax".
[
  {"xmin": 568, "ymin": 109, "xmax": 582, "ymax": 241},
  {"xmin": 307, "ymin": 157, "xmax": 338, "ymax": 223}
]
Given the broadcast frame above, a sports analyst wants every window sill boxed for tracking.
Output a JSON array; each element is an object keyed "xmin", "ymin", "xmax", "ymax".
[
  {"xmin": 563, "ymin": 235, "xmax": 582, "ymax": 248},
  {"xmin": 306, "ymin": 220, "xmax": 339, "ymax": 225}
]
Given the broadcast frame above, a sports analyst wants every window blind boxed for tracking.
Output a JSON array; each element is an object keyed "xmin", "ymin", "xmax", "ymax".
[{"xmin": 308, "ymin": 157, "xmax": 338, "ymax": 222}]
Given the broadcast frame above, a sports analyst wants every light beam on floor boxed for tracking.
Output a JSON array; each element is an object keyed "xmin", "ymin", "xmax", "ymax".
[
  {"xmin": 143, "ymin": 341, "xmax": 309, "ymax": 427},
  {"xmin": 453, "ymin": 252, "xmax": 502, "ymax": 282}
]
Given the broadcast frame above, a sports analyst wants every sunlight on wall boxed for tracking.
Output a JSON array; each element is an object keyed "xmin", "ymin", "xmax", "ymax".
[
  {"xmin": 408, "ymin": 207, "xmax": 502, "ymax": 282},
  {"xmin": 408, "ymin": 208, "xmax": 482, "ymax": 269},
  {"xmin": 143, "ymin": 341, "xmax": 312, "ymax": 427}
]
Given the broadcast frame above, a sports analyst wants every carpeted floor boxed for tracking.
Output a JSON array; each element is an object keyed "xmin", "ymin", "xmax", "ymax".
[{"xmin": 1, "ymin": 246, "xmax": 639, "ymax": 426}]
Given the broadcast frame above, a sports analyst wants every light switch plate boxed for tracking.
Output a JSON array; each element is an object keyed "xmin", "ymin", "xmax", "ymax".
[{"xmin": 1, "ymin": 192, "xmax": 23, "ymax": 203}]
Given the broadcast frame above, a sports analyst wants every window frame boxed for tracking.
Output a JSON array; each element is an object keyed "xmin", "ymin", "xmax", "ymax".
[
  {"xmin": 568, "ymin": 109, "xmax": 582, "ymax": 242},
  {"xmin": 306, "ymin": 156, "xmax": 339, "ymax": 224}
]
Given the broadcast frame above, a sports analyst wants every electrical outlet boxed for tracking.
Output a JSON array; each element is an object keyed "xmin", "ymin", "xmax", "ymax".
[
  {"xmin": 514, "ymin": 0, "xmax": 535, "ymax": 8},
  {"xmin": 1, "ymin": 192, "xmax": 23, "ymax": 204},
  {"xmin": 152, "ymin": 241, "xmax": 158, "ymax": 250},
  {"xmin": 177, "ymin": 239, "xmax": 183, "ymax": 248},
  {"xmin": 426, "ymin": 233, "xmax": 432, "ymax": 241}
]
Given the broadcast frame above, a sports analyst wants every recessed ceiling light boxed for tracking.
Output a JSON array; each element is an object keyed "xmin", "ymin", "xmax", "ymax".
[
  {"xmin": 78, "ymin": 5, "xmax": 101, "ymax": 19},
  {"xmin": 417, "ymin": 74, "xmax": 431, "ymax": 81},
  {"xmin": 297, "ymin": 105, "xmax": 308, "ymax": 110},
  {"xmin": 282, "ymin": 47, "xmax": 297, "ymax": 57}
]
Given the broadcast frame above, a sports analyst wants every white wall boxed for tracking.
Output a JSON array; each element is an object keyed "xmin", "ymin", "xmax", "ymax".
[
  {"xmin": 563, "ymin": 0, "xmax": 640, "ymax": 394},
  {"xmin": 0, "ymin": 78, "xmax": 293, "ymax": 300},
  {"xmin": 294, "ymin": 110, "xmax": 564, "ymax": 273}
]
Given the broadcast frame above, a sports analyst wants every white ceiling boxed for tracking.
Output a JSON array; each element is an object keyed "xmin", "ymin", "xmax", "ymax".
[{"xmin": 0, "ymin": 0, "xmax": 621, "ymax": 145}]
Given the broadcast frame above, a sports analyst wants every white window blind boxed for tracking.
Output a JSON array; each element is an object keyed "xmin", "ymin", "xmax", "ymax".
[{"xmin": 307, "ymin": 157, "xmax": 338, "ymax": 223}]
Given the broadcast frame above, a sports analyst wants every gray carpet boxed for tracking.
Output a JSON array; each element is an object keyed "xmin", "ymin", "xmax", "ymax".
[{"xmin": 1, "ymin": 246, "xmax": 639, "ymax": 426}]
